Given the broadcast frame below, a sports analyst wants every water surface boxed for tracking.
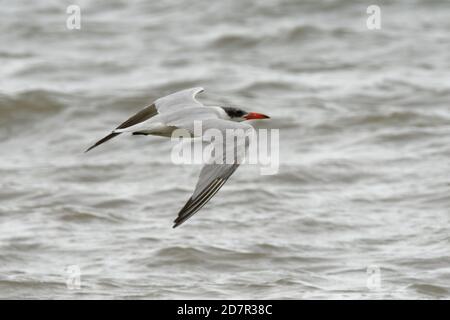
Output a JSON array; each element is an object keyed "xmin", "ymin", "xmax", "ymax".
[{"xmin": 0, "ymin": 0, "xmax": 449, "ymax": 299}]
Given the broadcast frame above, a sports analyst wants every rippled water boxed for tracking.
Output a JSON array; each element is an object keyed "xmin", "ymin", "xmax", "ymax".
[{"xmin": 0, "ymin": 0, "xmax": 449, "ymax": 299}]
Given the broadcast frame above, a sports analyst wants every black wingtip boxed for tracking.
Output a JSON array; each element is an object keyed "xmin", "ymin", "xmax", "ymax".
[
  {"xmin": 84, "ymin": 146, "xmax": 94, "ymax": 153},
  {"xmin": 84, "ymin": 132, "xmax": 120, "ymax": 154},
  {"xmin": 172, "ymin": 216, "xmax": 185, "ymax": 229}
]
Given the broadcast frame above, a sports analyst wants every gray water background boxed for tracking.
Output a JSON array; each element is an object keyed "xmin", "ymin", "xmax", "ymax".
[{"xmin": 0, "ymin": 0, "xmax": 449, "ymax": 299}]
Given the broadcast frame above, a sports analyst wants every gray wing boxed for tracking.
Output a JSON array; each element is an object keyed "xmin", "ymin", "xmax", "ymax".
[
  {"xmin": 154, "ymin": 87, "xmax": 205, "ymax": 114},
  {"xmin": 85, "ymin": 87, "xmax": 205, "ymax": 152},
  {"xmin": 173, "ymin": 121, "xmax": 252, "ymax": 228},
  {"xmin": 85, "ymin": 103, "xmax": 157, "ymax": 152}
]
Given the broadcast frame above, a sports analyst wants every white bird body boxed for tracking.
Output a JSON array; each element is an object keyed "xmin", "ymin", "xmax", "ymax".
[
  {"xmin": 114, "ymin": 106, "xmax": 229, "ymax": 137},
  {"xmin": 85, "ymin": 87, "xmax": 269, "ymax": 228}
]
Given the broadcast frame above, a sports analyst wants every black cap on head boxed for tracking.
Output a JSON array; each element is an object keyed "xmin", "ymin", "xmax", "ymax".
[{"xmin": 221, "ymin": 106, "xmax": 247, "ymax": 118}]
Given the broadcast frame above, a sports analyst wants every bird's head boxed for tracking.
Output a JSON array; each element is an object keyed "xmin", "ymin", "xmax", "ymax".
[{"xmin": 221, "ymin": 106, "xmax": 270, "ymax": 122}]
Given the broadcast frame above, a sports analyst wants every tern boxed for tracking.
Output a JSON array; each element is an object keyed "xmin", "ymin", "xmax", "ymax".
[{"xmin": 85, "ymin": 87, "xmax": 270, "ymax": 228}]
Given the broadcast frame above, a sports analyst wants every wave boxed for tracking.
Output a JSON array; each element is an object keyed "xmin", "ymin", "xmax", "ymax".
[
  {"xmin": 209, "ymin": 33, "xmax": 260, "ymax": 49},
  {"xmin": 0, "ymin": 90, "xmax": 65, "ymax": 135},
  {"xmin": 407, "ymin": 283, "xmax": 449, "ymax": 297},
  {"xmin": 58, "ymin": 206, "xmax": 125, "ymax": 223},
  {"xmin": 206, "ymin": 23, "xmax": 355, "ymax": 51}
]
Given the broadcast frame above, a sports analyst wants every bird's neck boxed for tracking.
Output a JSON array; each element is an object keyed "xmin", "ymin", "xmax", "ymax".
[{"xmin": 210, "ymin": 106, "xmax": 231, "ymax": 120}]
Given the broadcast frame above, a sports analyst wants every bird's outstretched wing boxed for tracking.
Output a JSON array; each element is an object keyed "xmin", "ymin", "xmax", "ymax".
[
  {"xmin": 154, "ymin": 87, "xmax": 204, "ymax": 113},
  {"xmin": 173, "ymin": 120, "xmax": 253, "ymax": 228},
  {"xmin": 84, "ymin": 104, "xmax": 158, "ymax": 152},
  {"xmin": 85, "ymin": 87, "xmax": 205, "ymax": 152}
]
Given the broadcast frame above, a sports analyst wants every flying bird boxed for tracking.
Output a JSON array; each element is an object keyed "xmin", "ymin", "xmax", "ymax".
[{"xmin": 85, "ymin": 87, "xmax": 269, "ymax": 228}]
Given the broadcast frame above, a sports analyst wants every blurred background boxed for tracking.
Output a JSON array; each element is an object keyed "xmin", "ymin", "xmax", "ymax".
[{"xmin": 0, "ymin": 0, "xmax": 449, "ymax": 299}]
